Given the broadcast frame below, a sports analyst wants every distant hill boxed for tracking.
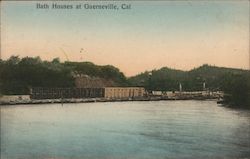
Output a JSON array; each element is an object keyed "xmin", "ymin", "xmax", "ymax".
[
  {"xmin": 189, "ymin": 64, "xmax": 246, "ymax": 79},
  {"xmin": 128, "ymin": 64, "xmax": 248, "ymax": 91},
  {"xmin": 128, "ymin": 67, "xmax": 186, "ymax": 91}
]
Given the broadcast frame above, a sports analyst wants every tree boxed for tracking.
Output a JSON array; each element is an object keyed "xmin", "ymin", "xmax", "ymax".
[{"xmin": 222, "ymin": 73, "xmax": 250, "ymax": 108}]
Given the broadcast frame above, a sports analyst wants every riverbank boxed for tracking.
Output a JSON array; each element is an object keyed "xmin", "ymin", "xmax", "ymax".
[{"xmin": 0, "ymin": 96, "xmax": 220, "ymax": 106}]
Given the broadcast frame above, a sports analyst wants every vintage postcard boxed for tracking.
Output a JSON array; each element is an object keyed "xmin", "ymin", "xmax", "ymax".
[{"xmin": 0, "ymin": 0, "xmax": 250, "ymax": 159}]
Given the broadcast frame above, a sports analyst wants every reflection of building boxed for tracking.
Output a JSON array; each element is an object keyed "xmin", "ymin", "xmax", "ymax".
[{"xmin": 104, "ymin": 87, "xmax": 145, "ymax": 99}]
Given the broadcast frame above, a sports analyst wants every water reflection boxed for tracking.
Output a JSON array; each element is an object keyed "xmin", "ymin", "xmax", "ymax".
[{"xmin": 1, "ymin": 101, "xmax": 250, "ymax": 159}]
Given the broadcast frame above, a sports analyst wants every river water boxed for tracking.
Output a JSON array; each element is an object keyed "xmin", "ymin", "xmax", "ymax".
[{"xmin": 1, "ymin": 100, "xmax": 250, "ymax": 159}]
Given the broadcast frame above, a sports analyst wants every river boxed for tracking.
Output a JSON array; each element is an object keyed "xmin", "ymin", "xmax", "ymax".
[{"xmin": 1, "ymin": 100, "xmax": 250, "ymax": 159}]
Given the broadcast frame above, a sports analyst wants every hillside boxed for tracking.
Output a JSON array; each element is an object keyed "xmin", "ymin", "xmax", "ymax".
[
  {"xmin": 128, "ymin": 67, "xmax": 186, "ymax": 91},
  {"xmin": 0, "ymin": 56, "xmax": 127, "ymax": 95},
  {"xmin": 129, "ymin": 64, "xmax": 248, "ymax": 91}
]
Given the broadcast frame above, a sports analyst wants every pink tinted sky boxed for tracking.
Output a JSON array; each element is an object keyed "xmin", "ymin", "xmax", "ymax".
[{"xmin": 1, "ymin": 1, "xmax": 249, "ymax": 76}]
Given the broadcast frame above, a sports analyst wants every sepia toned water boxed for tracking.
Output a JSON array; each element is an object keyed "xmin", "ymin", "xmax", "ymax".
[{"xmin": 1, "ymin": 100, "xmax": 250, "ymax": 159}]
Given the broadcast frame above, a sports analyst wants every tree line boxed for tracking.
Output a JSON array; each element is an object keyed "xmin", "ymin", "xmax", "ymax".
[
  {"xmin": 129, "ymin": 64, "xmax": 250, "ymax": 108},
  {"xmin": 0, "ymin": 56, "xmax": 249, "ymax": 107},
  {"xmin": 0, "ymin": 56, "xmax": 127, "ymax": 95}
]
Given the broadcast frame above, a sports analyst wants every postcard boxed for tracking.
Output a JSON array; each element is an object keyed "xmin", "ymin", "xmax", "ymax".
[{"xmin": 0, "ymin": 1, "xmax": 250, "ymax": 159}]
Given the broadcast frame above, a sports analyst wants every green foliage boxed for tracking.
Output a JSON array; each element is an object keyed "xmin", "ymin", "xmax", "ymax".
[
  {"xmin": 0, "ymin": 57, "xmax": 249, "ymax": 108},
  {"xmin": 0, "ymin": 56, "xmax": 74, "ymax": 95},
  {"xmin": 129, "ymin": 64, "xmax": 249, "ymax": 107},
  {"xmin": 129, "ymin": 68, "xmax": 186, "ymax": 91},
  {"xmin": 64, "ymin": 62, "xmax": 128, "ymax": 86},
  {"xmin": 129, "ymin": 64, "xmax": 248, "ymax": 92},
  {"xmin": 0, "ymin": 56, "xmax": 128, "ymax": 95},
  {"xmin": 221, "ymin": 73, "xmax": 250, "ymax": 108},
  {"xmin": 187, "ymin": 64, "xmax": 246, "ymax": 91}
]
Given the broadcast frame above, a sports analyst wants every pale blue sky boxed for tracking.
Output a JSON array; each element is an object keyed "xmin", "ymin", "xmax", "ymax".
[{"xmin": 1, "ymin": 1, "xmax": 249, "ymax": 76}]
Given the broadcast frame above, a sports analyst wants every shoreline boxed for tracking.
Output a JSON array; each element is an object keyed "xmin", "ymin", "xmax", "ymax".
[{"xmin": 0, "ymin": 96, "xmax": 219, "ymax": 106}]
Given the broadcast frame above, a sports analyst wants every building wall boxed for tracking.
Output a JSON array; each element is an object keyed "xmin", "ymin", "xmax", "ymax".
[
  {"xmin": 31, "ymin": 87, "xmax": 146, "ymax": 100},
  {"xmin": 31, "ymin": 87, "xmax": 105, "ymax": 99},
  {"xmin": 104, "ymin": 87, "xmax": 145, "ymax": 99},
  {"xmin": 152, "ymin": 91, "xmax": 163, "ymax": 96}
]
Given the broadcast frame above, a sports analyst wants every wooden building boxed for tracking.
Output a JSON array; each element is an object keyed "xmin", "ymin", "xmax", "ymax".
[
  {"xmin": 104, "ymin": 87, "xmax": 145, "ymax": 99},
  {"xmin": 31, "ymin": 87, "xmax": 104, "ymax": 99},
  {"xmin": 31, "ymin": 87, "xmax": 145, "ymax": 100}
]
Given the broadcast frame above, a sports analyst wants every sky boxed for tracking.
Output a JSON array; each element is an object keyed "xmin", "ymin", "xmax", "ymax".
[{"xmin": 1, "ymin": 1, "xmax": 249, "ymax": 76}]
